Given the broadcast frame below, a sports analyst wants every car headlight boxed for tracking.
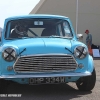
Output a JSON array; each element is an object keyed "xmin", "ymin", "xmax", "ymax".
[
  {"xmin": 2, "ymin": 48, "xmax": 17, "ymax": 62},
  {"xmin": 74, "ymin": 46, "xmax": 87, "ymax": 59}
]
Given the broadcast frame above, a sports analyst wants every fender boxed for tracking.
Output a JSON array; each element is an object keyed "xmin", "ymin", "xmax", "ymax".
[{"xmin": 88, "ymin": 55, "xmax": 94, "ymax": 73}]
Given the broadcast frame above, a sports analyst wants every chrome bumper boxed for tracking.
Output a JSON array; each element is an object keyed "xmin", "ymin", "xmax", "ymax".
[{"xmin": 0, "ymin": 71, "xmax": 91, "ymax": 78}]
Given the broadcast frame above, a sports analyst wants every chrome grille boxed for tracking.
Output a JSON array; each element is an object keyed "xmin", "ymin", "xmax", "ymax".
[{"xmin": 14, "ymin": 54, "xmax": 78, "ymax": 73}]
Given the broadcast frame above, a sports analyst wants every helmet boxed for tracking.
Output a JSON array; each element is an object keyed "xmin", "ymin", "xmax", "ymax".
[{"xmin": 14, "ymin": 24, "xmax": 28, "ymax": 36}]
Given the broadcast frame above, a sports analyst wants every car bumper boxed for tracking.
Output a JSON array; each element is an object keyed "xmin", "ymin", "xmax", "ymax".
[{"xmin": 0, "ymin": 71, "xmax": 91, "ymax": 78}]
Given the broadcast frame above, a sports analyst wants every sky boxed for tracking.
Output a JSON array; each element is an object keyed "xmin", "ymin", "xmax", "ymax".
[{"xmin": 0, "ymin": 0, "xmax": 40, "ymax": 28}]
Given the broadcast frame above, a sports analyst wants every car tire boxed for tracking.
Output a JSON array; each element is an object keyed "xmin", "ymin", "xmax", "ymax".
[
  {"xmin": 76, "ymin": 69, "xmax": 96, "ymax": 91},
  {"xmin": 0, "ymin": 79, "xmax": 8, "ymax": 93}
]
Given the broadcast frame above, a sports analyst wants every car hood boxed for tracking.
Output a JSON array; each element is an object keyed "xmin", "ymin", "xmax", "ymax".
[{"xmin": 3, "ymin": 38, "xmax": 72, "ymax": 55}]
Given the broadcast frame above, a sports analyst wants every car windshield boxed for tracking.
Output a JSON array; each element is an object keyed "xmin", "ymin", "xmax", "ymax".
[{"xmin": 5, "ymin": 18, "xmax": 73, "ymax": 39}]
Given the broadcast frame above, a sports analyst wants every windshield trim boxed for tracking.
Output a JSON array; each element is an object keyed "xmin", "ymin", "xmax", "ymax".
[{"xmin": 4, "ymin": 18, "xmax": 74, "ymax": 40}]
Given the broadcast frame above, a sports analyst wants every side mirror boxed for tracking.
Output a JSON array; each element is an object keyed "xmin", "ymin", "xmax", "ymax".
[{"xmin": 77, "ymin": 34, "xmax": 83, "ymax": 40}]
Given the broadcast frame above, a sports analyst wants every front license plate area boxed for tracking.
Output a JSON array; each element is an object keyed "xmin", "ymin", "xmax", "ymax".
[{"xmin": 29, "ymin": 77, "xmax": 65, "ymax": 85}]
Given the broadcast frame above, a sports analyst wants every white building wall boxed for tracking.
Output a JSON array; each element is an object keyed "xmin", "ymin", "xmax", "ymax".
[
  {"xmin": 30, "ymin": 0, "xmax": 100, "ymax": 45},
  {"xmin": 78, "ymin": 0, "xmax": 100, "ymax": 45}
]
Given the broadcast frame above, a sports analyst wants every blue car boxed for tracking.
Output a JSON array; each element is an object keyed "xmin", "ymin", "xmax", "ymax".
[{"xmin": 0, "ymin": 14, "xmax": 96, "ymax": 92}]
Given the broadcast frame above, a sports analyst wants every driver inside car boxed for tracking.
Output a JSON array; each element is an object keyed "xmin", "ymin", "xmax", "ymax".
[{"xmin": 10, "ymin": 24, "xmax": 28, "ymax": 38}]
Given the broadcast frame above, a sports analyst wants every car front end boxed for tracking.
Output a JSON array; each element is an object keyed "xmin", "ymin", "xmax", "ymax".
[{"xmin": 0, "ymin": 14, "xmax": 96, "ymax": 92}]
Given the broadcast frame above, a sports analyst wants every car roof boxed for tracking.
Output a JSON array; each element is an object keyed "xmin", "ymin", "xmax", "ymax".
[{"xmin": 5, "ymin": 14, "xmax": 69, "ymax": 21}]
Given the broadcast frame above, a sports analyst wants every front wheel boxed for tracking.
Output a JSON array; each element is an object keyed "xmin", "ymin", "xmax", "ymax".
[{"xmin": 76, "ymin": 69, "xmax": 96, "ymax": 91}]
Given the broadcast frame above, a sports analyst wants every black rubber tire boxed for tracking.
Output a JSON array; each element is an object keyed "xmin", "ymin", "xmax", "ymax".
[
  {"xmin": 0, "ymin": 79, "xmax": 8, "ymax": 93},
  {"xmin": 76, "ymin": 69, "xmax": 96, "ymax": 91}
]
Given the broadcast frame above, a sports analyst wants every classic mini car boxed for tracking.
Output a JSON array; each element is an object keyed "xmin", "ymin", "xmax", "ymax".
[{"xmin": 0, "ymin": 14, "xmax": 96, "ymax": 92}]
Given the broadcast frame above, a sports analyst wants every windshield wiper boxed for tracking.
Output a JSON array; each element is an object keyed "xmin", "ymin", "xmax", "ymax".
[
  {"xmin": 19, "ymin": 37, "xmax": 34, "ymax": 39},
  {"xmin": 49, "ymin": 35, "xmax": 72, "ymax": 39},
  {"xmin": 6, "ymin": 36, "xmax": 35, "ymax": 40}
]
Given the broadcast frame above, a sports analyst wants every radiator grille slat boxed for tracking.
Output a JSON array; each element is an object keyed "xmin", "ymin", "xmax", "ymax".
[{"xmin": 14, "ymin": 55, "xmax": 78, "ymax": 73}]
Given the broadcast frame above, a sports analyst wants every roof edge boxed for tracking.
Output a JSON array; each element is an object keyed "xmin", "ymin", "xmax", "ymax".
[{"xmin": 5, "ymin": 14, "xmax": 69, "ymax": 21}]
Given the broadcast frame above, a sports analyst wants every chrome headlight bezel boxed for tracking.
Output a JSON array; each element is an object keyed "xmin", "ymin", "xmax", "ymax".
[
  {"xmin": 74, "ymin": 46, "xmax": 88, "ymax": 59},
  {"xmin": 2, "ymin": 47, "xmax": 17, "ymax": 62}
]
